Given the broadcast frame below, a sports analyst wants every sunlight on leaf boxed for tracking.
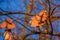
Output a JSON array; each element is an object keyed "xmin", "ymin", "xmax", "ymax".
[
  {"xmin": 0, "ymin": 18, "xmax": 15, "ymax": 29},
  {"xmin": 29, "ymin": 9, "xmax": 47, "ymax": 29},
  {"xmin": 0, "ymin": 21, "xmax": 6, "ymax": 29},
  {"xmin": 4, "ymin": 31, "xmax": 12, "ymax": 40},
  {"xmin": 6, "ymin": 23, "xmax": 15, "ymax": 29}
]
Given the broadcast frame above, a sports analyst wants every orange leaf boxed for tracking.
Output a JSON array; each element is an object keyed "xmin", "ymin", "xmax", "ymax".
[
  {"xmin": 0, "ymin": 21, "xmax": 6, "ymax": 29},
  {"xmin": 0, "ymin": 18, "xmax": 15, "ymax": 29},
  {"xmin": 6, "ymin": 23, "xmax": 15, "ymax": 29},
  {"xmin": 29, "ymin": 9, "xmax": 47, "ymax": 29},
  {"xmin": 4, "ymin": 31, "xmax": 12, "ymax": 40}
]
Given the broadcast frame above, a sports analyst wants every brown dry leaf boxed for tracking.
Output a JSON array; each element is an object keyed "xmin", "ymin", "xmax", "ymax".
[
  {"xmin": 6, "ymin": 18, "xmax": 15, "ymax": 29},
  {"xmin": 42, "ymin": 13, "xmax": 47, "ymax": 22},
  {"xmin": 32, "ymin": 15, "xmax": 41, "ymax": 21},
  {"xmin": 29, "ymin": 19, "xmax": 39, "ymax": 27},
  {"xmin": 6, "ymin": 23, "xmax": 15, "ymax": 29},
  {"xmin": 4, "ymin": 31, "xmax": 12, "ymax": 40},
  {"xmin": 38, "ymin": 9, "xmax": 47, "ymax": 16},
  {"xmin": 0, "ymin": 21, "xmax": 6, "ymax": 29},
  {"xmin": 29, "ymin": 15, "xmax": 41, "ymax": 27},
  {"xmin": 29, "ymin": 9, "xmax": 47, "ymax": 29},
  {"xmin": 0, "ymin": 18, "xmax": 15, "ymax": 29}
]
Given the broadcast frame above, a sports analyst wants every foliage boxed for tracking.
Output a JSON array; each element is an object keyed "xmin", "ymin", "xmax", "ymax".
[{"xmin": 0, "ymin": 0, "xmax": 60, "ymax": 40}]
